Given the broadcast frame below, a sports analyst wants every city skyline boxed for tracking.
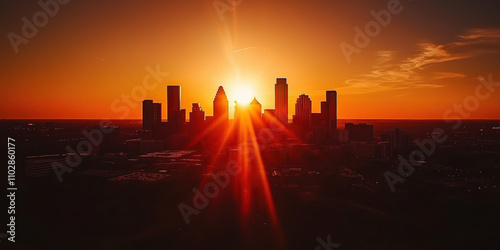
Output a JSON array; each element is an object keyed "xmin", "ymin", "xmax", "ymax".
[
  {"xmin": 2, "ymin": 1, "xmax": 500, "ymax": 119},
  {"xmin": 142, "ymin": 78, "xmax": 339, "ymax": 125}
]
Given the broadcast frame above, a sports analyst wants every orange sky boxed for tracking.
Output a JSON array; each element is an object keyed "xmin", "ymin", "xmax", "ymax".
[{"xmin": 1, "ymin": 0, "xmax": 500, "ymax": 119}]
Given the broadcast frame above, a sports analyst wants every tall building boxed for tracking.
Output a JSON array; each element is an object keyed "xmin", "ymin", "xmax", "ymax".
[
  {"xmin": 142, "ymin": 100, "xmax": 161, "ymax": 131},
  {"xmin": 326, "ymin": 90, "xmax": 337, "ymax": 134},
  {"xmin": 213, "ymin": 86, "xmax": 228, "ymax": 124},
  {"xmin": 275, "ymin": 78, "xmax": 288, "ymax": 125},
  {"xmin": 167, "ymin": 85, "xmax": 182, "ymax": 133},
  {"xmin": 190, "ymin": 103, "xmax": 205, "ymax": 124},
  {"xmin": 167, "ymin": 85, "xmax": 180, "ymax": 122},
  {"xmin": 143, "ymin": 100, "xmax": 153, "ymax": 131},
  {"xmin": 320, "ymin": 101, "xmax": 328, "ymax": 120},
  {"xmin": 293, "ymin": 94, "xmax": 312, "ymax": 134},
  {"xmin": 189, "ymin": 103, "xmax": 205, "ymax": 134},
  {"xmin": 249, "ymin": 97, "xmax": 262, "ymax": 119},
  {"xmin": 311, "ymin": 101, "xmax": 328, "ymax": 139}
]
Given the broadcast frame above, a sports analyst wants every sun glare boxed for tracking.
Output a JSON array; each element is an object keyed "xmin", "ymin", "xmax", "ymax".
[{"xmin": 233, "ymin": 86, "xmax": 254, "ymax": 105}]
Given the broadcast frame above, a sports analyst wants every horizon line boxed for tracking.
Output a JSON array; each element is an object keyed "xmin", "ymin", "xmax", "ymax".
[{"xmin": 2, "ymin": 118, "xmax": 500, "ymax": 121}]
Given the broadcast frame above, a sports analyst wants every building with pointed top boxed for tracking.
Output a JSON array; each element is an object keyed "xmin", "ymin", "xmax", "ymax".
[
  {"xmin": 249, "ymin": 97, "xmax": 262, "ymax": 119},
  {"xmin": 213, "ymin": 86, "xmax": 228, "ymax": 124}
]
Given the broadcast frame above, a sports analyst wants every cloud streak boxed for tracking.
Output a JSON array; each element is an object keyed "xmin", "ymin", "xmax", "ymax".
[{"xmin": 341, "ymin": 28, "xmax": 500, "ymax": 94}]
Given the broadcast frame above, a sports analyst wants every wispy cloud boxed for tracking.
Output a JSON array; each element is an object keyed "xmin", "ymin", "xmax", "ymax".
[
  {"xmin": 457, "ymin": 28, "xmax": 500, "ymax": 43},
  {"xmin": 432, "ymin": 72, "xmax": 466, "ymax": 80},
  {"xmin": 341, "ymin": 28, "xmax": 500, "ymax": 94}
]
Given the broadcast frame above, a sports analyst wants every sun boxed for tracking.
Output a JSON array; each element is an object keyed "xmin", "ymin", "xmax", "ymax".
[{"xmin": 233, "ymin": 86, "xmax": 254, "ymax": 105}]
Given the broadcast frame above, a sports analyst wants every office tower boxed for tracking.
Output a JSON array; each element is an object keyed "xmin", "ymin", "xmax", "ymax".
[
  {"xmin": 142, "ymin": 100, "xmax": 161, "ymax": 131},
  {"xmin": 293, "ymin": 94, "xmax": 312, "ymax": 133},
  {"xmin": 345, "ymin": 123, "xmax": 373, "ymax": 142},
  {"xmin": 190, "ymin": 103, "xmax": 205, "ymax": 124},
  {"xmin": 190, "ymin": 103, "xmax": 205, "ymax": 134},
  {"xmin": 275, "ymin": 78, "xmax": 288, "ymax": 125},
  {"xmin": 326, "ymin": 90, "xmax": 337, "ymax": 134},
  {"xmin": 153, "ymin": 103, "xmax": 161, "ymax": 125},
  {"xmin": 167, "ymin": 85, "xmax": 180, "ymax": 123},
  {"xmin": 143, "ymin": 100, "xmax": 153, "ymax": 130},
  {"xmin": 310, "ymin": 101, "xmax": 328, "ymax": 139},
  {"xmin": 249, "ymin": 98, "xmax": 262, "ymax": 119},
  {"xmin": 213, "ymin": 86, "xmax": 228, "ymax": 124},
  {"xmin": 167, "ymin": 85, "xmax": 183, "ymax": 134}
]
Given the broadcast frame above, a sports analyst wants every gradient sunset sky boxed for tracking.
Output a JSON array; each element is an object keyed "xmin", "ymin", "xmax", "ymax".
[{"xmin": 1, "ymin": 0, "xmax": 500, "ymax": 119}]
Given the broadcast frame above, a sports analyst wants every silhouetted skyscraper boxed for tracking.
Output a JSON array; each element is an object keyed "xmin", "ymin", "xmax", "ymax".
[
  {"xmin": 293, "ymin": 94, "xmax": 312, "ymax": 134},
  {"xmin": 213, "ymin": 86, "xmax": 228, "ymax": 124},
  {"xmin": 190, "ymin": 103, "xmax": 204, "ymax": 124},
  {"xmin": 321, "ymin": 101, "xmax": 327, "ymax": 120},
  {"xmin": 167, "ymin": 85, "xmax": 183, "ymax": 133},
  {"xmin": 275, "ymin": 78, "xmax": 288, "ymax": 125},
  {"xmin": 190, "ymin": 103, "xmax": 205, "ymax": 134},
  {"xmin": 167, "ymin": 85, "xmax": 180, "ymax": 123},
  {"xmin": 326, "ymin": 90, "xmax": 337, "ymax": 134},
  {"xmin": 142, "ymin": 100, "xmax": 161, "ymax": 131},
  {"xmin": 249, "ymin": 98, "xmax": 262, "ymax": 119}
]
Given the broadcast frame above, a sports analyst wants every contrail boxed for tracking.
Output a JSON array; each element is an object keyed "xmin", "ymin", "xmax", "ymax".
[{"xmin": 233, "ymin": 46, "xmax": 257, "ymax": 53}]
